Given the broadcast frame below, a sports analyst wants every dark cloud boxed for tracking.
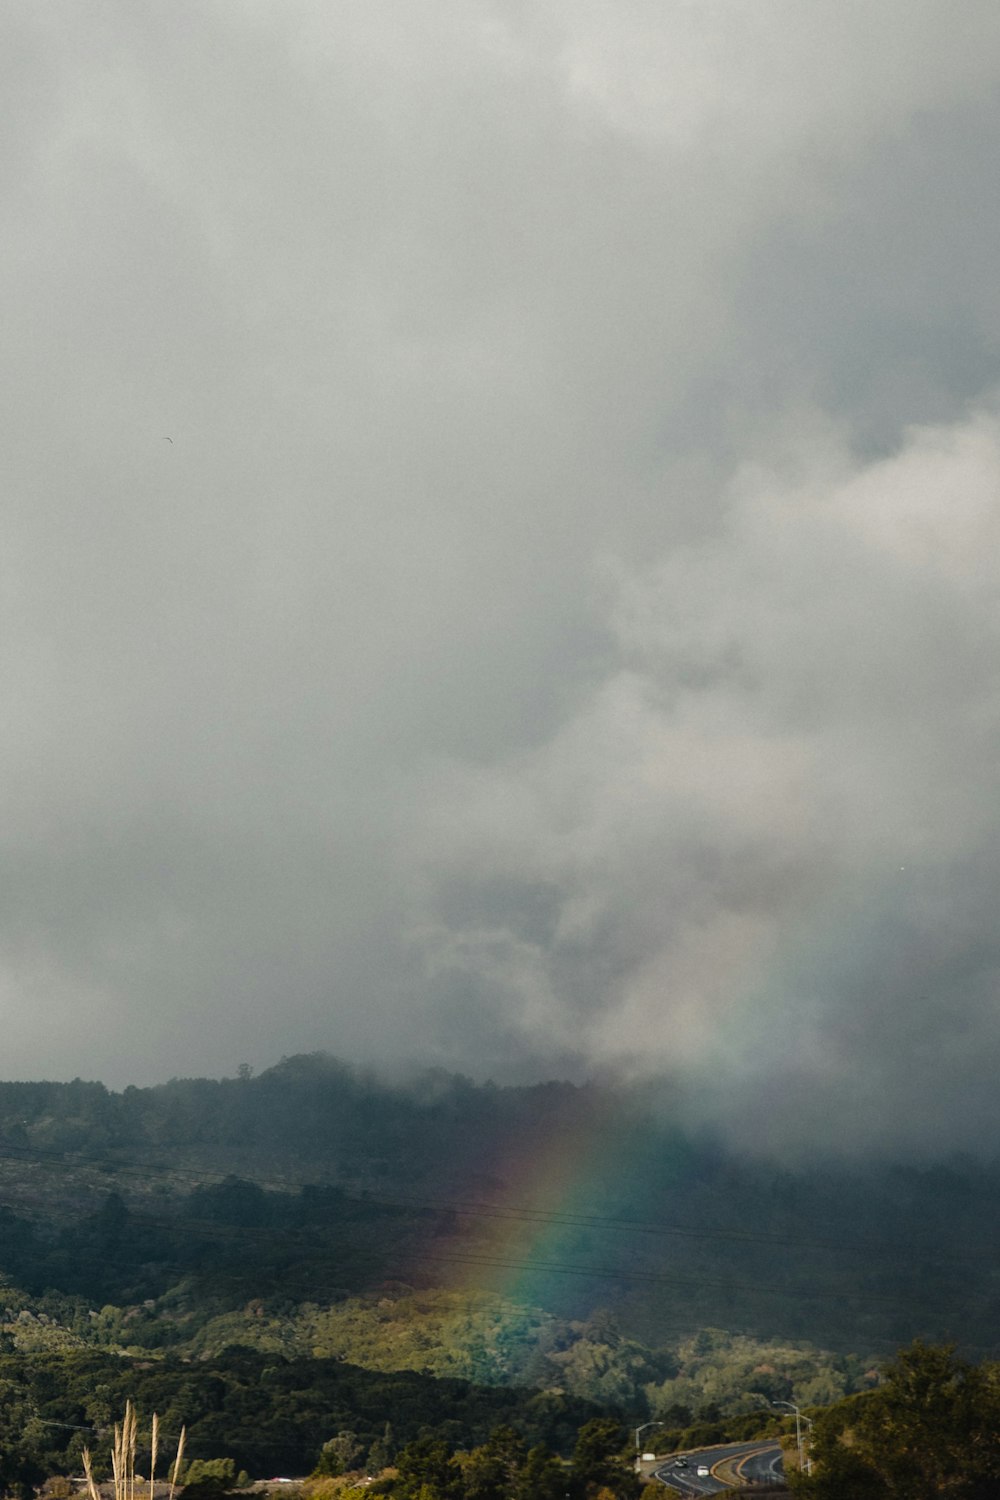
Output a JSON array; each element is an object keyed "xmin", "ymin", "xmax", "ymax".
[{"xmin": 2, "ymin": 1, "xmax": 1000, "ymax": 1153}]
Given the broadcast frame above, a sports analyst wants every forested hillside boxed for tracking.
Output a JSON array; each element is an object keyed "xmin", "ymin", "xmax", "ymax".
[
  {"xmin": 0, "ymin": 1052, "xmax": 995, "ymax": 1456},
  {"xmin": 0, "ymin": 1342, "xmax": 607, "ymax": 1487}
]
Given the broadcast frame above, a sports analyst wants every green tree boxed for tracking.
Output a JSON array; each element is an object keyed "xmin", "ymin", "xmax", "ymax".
[
  {"xmin": 315, "ymin": 1432, "xmax": 363, "ymax": 1477},
  {"xmin": 367, "ymin": 1423, "xmax": 395, "ymax": 1474},
  {"xmin": 183, "ymin": 1458, "xmax": 238, "ymax": 1499},
  {"xmin": 796, "ymin": 1341, "xmax": 1000, "ymax": 1499},
  {"xmin": 513, "ymin": 1446, "xmax": 564, "ymax": 1500},
  {"xmin": 394, "ymin": 1436, "xmax": 461, "ymax": 1500},
  {"xmin": 571, "ymin": 1419, "xmax": 638, "ymax": 1500},
  {"xmin": 461, "ymin": 1426, "xmax": 527, "ymax": 1500}
]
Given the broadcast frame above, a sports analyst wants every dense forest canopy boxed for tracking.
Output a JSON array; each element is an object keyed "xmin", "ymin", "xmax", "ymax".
[
  {"xmin": 0, "ymin": 1055, "xmax": 995, "ymax": 1486},
  {"xmin": 0, "ymin": 1055, "xmax": 996, "ymax": 1359}
]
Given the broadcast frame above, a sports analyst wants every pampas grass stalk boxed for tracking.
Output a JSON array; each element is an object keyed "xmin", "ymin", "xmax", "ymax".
[
  {"xmin": 82, "ymin": 1447, "xmax": 101, "ymax": 1500},
  {"xmin": 168, "ymin": 1424, "xmax": 187, "ymax": 1500},
  {"xmin": 150, "ymin": 1413, "xmax": 159, "ymax": 1500},
  {"xmin": 90, "ymin": 1405, "xmax": 185, "ymax": 1500},
  {"xmin": 128, "ymin": 1402, "xmax": 137, "ymax": 1500},
  {"xmin": 112, "ymin": 1422, "xmax": 122, "ymax": 1500}
]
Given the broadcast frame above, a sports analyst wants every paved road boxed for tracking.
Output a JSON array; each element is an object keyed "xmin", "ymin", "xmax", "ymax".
[
  {"xmin": 735, "ymin": 1443, "xmax": 785, "ymax": 1487},
  {"xmin": 654, "ymin": 1440, "xmax": 784, "ymax": 1494}
]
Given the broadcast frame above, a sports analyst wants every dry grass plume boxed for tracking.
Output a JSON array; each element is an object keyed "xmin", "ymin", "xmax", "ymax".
[{"xmin": 83, "ymin": 1403, "xmax": 186, "ymax": 1500}]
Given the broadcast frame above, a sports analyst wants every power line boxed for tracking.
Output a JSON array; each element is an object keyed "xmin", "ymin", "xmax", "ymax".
[
  {"xmin": 0, "ymin": 1140, "xmax": 992, "ymax": 1342},
  {"xmin": 0, "ymin": 1192, "xmax": 977, "ymax": 1313},
  {"xmin": 0, "ymin": 1226, "xmax": 983, "ymax": 1320},
  {"xmin": 0, "ymin": 1138, "xmax": 976, "ymax": 1266}
]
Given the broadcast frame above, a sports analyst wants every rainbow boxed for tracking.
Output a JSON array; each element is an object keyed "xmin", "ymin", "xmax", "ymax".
[{"xmin": 428, "ymin": 1087, "xmax": 668, "ymax": 1312}]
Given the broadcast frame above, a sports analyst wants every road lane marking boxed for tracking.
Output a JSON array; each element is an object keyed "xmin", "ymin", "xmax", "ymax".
[{"xmin": 710, "ymin": 1443, "xmax": 782, "ymax": 1488}]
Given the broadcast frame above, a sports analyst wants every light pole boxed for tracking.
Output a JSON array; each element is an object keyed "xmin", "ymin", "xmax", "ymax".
[
  {"xmin": 634, "ymin": 1422, "xmax": 666, "ymax": 1472},
  {"xmin": 750, "ymin": 1394, "xmax": 813, "ymax": 1476}
]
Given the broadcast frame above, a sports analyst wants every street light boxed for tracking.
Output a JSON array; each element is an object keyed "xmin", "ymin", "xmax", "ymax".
[
  {"xmin": 634, "ymin": 1422, "xmax": 667, "ymax": 1472},
  {"xmin": 749, "ymin": 1394, "xmax": 813, "ymax": 1476}
]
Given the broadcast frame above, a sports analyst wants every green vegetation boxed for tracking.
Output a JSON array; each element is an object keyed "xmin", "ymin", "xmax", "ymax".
[
  {"xmin": 0, "ymin": 1054, "xmax": 996, "ymax": 1361},
  {"xmin": 0, "ymin": 1055, "xmax": 997, "ymax": 1487},
  {"xmin": 0, "ymin": 1345, "xmax": 605, "ymax": 1488},
  {"xmin": 644, "ymin": 1327, "xmax": 872, "ymax": 1420},
  {"xmin": 366, "ymin": 1416, "xmax": 637, "ymax": 1500},
  {"xmin": 795, "ymin": 1341, "xmax": 1000, "ymax": 1497},
  {"xmin": 0, "ymin": 1282, "xmax": 870, "ymax": 1421}
]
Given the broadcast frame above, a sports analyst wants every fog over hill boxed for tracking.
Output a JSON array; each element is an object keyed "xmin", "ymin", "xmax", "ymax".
[
  {"xmin": 3, "ymin": 3, "xmax": 1000, "ymax": 1156},
  {"xmin": 0, "ymin": 1054, "xmax": 999, "ymax": 1367}
]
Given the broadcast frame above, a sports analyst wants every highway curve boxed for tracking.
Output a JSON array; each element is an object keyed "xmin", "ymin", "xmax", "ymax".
[{"xmin": 654, "ymin": 1439, "xmax": 784, "ymax": 1494}]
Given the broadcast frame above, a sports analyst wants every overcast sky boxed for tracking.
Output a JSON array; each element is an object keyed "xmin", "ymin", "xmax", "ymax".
[{"xmin": 4, "ymin": 1, "xmax": 1000, "ymax": 1155}]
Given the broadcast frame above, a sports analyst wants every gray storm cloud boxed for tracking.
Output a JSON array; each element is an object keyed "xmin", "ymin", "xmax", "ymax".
[
  {"xmin": 2, "ymin": 0, "xmax": 1000, "ymax": 1151},
  {"xmin": 408, "ymin": 411, "xmax": 1000, "ymax": 1153}
]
